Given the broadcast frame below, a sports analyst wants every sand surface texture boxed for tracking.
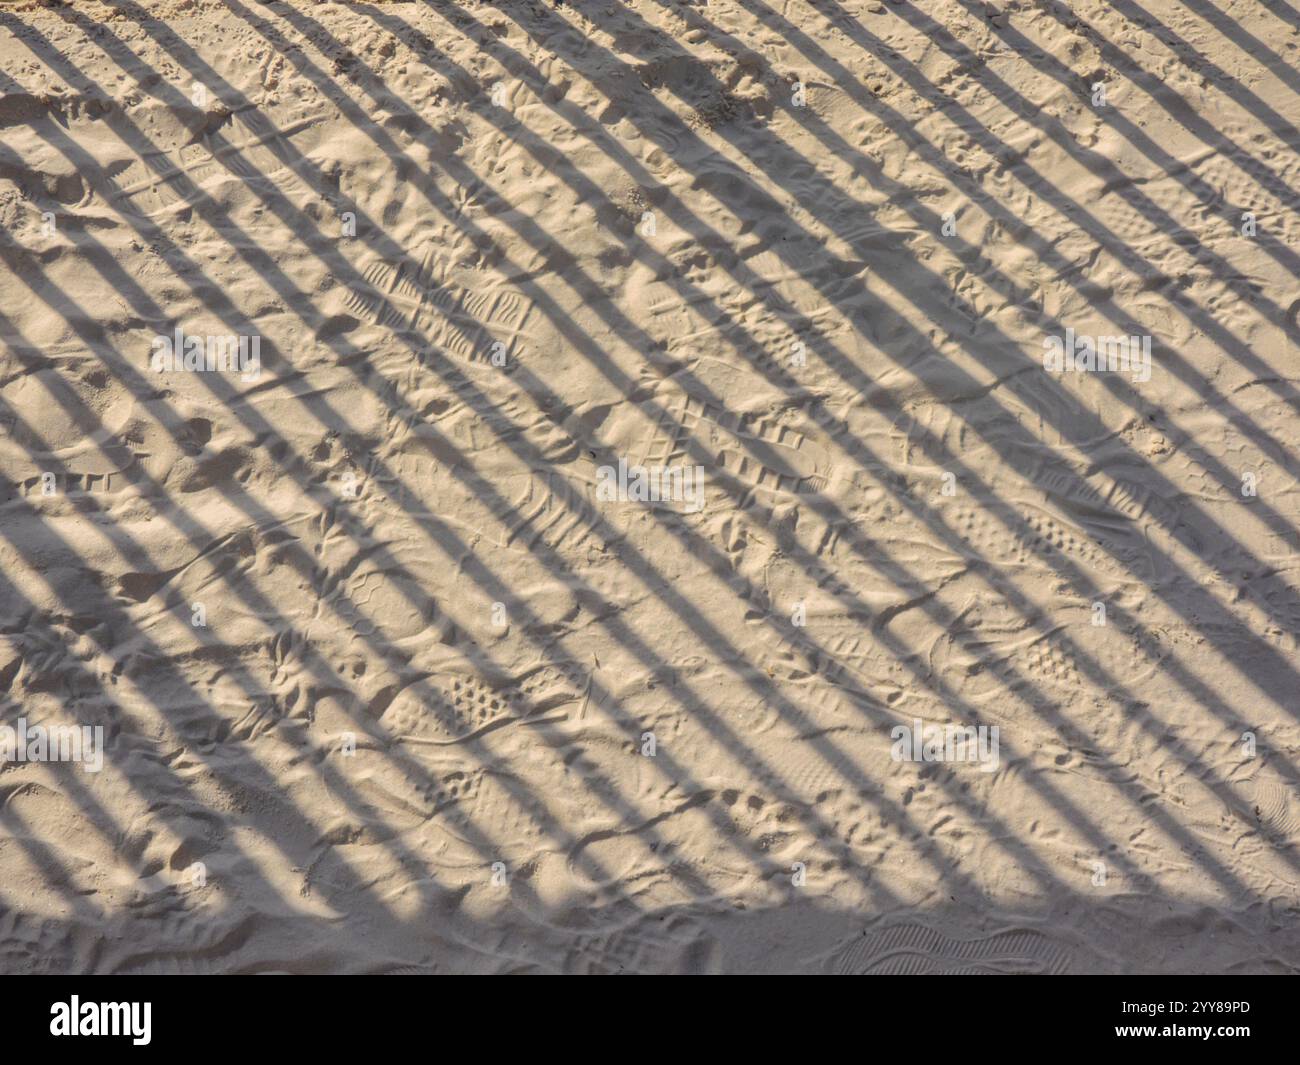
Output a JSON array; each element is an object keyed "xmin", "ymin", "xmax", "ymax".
[{"xmin": 1, "ymin": 0, "xmax": 1298, "ymax": 973}]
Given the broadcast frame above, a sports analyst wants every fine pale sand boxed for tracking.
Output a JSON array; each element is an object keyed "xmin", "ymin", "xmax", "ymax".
[{"xmin": 0, "ymin": 0, "xmax": 1298, "ymax": 974}]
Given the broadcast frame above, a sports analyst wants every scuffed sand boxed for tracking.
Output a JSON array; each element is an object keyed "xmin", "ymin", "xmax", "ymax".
[{"xmin": 1, "ymin": 0, "xmax": 1299, "ymax": 973}]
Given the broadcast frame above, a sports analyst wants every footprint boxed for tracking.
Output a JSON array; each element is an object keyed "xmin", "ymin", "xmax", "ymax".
[
  {"xmin": 382, "ymin": 677, "xmax": 524, "ymax": 746},
  {"xmin": 948, "ymin": 501, "xmax": 1131, "ymax": 580},
  {"xmin": 15, "ymin": 470, "xmax": 122, "ymax": 498},
  {"xmin": 568, "ymin": 912, "xmax": 715, "ymax": 974},
  {"xmin": 830, "ymin": 922, "xmax": 1073, "ymax": 974},
  {"xmin": 496, "ymin": 470, "xmax": 607, "ymax": 555},
  {"xmin": 343, "ymin": 255, "xmax": 536, "ymax": 367},
  {"xmin": 382, "ymin": 663, "xmax": 587, "ymax": 746},
  {"xmin": 1250, "ymin": 777, "xmax": 1300, "ymax": 840},
  {"xmin": 433, "ymin": 769, "xmax": 554, "ymax": 850},
  {"xmin": 641, "ymin": 384, "xmax": 832, "ymax": 500}
]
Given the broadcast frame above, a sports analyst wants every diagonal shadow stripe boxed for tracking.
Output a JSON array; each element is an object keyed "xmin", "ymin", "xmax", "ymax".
[{"xmin": 1256, "ymin": 0, "xmax": 1300, "ymax": 34}]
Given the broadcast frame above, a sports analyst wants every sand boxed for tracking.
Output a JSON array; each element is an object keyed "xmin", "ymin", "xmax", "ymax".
[{"xmin": 0, "ymin": 0, "xmax": 1297, "ymax": 974}]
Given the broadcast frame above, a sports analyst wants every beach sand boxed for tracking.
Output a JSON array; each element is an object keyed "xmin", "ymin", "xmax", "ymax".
[{"xmin": 0, "ymin": 0, "xmax": 1298, "ymax": 973}]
